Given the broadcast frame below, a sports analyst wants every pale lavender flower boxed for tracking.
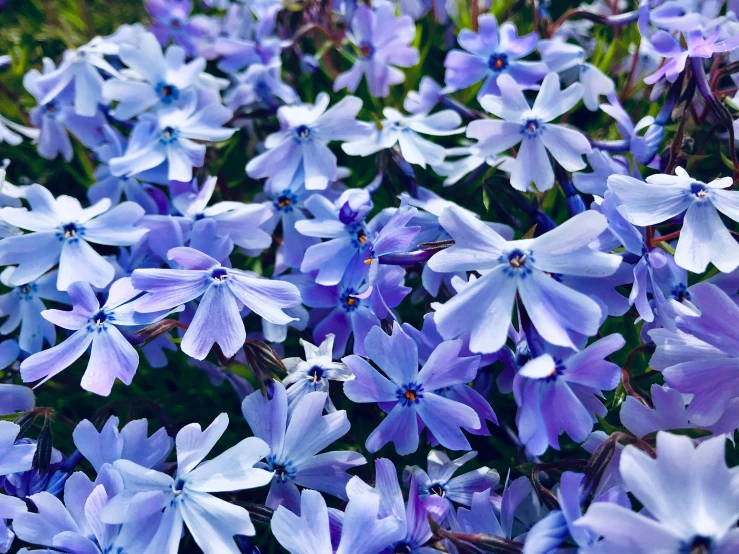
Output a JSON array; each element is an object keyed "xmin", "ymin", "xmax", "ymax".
[
  {"xmin": 0, "ymin": 184, "xmax": 147, "ymax": 291},
  {"xmin": 101, "ymin": 413, "xmax": 274, "ymax": 553},
  {"xmin": 146, "ymin": 0, "xmax": 213, "ymax": 57},
  {"xmin": 20, "ymin": 278, "xmax": 175, "ymax": 395},
  {"xmin": 342, "ymin": 108, "xmax": 465, "ymax": 168},
  {"xmin": 110, "ymin": 92, "xmax": 235, "ymax": 182},
  {"xmin": 72, "ymin": 415, "xmax": 173, "ymax": 473},
  {"xmin": 271, "ymin": 488, "xmax": 404, "ymax": 554},
  {"xmin": 334, "ymin": 3, "xmax": 419, "ymax": 98},
  {"xmin": 444, "ymin": 14, "xmax": 547, "ymax": 100},
  {"xmin": 282, "ymin": 334, "xmax": 353, "ymax": 414},
  {"xmin": 246, "ymin": 93, "xmax": 371, "ymax": 190},
  {"xmin": 608, "ymin": 167, "xmax": 739, "ymax": 273},
  {"xmin": 0, "ymin": 114, "xmax": 39, "ymax": 146},
  {"xmin": 467, "ymin": 72, "xmax": 591, "ymax": 191},
  {"xmin": 577, "ymin": 432, "xmax": 739, "ymax": 554},
  {"xmin": 131, "ymin": 246, "xmax": 301, "ymax": 360},
  {"xmin": 242, "ymin": 382, "xmax": 365, "ymax": 513},
  {"xmin": 428, "ymin": 207, "xmax": 620, "ymax": 353},
  {"xmin": 103, "ymin": 32, "xmax": 207, "ymax": 120}
]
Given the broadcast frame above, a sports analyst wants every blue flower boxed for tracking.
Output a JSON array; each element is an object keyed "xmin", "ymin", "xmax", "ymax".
[
  {"xmin": 343, "ymin": 321, "xmax": 482, "ymax": 454},
  {"xmin": 241, "ymin": 381, "xmax": 365, "ymax": 513},
  {"xmin": 0, "ymin": 184, "xmax": 147, "ymax": 291},
  {"xmin": 20, "ymin": 278, "xmax": 176, "ymax": 396}
]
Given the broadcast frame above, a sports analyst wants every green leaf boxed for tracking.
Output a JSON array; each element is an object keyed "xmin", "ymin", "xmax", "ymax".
[
  {"xmin": 596, "ymin": 414, "xmax": 622, "ymax": 436},
  {"xmin": 482, "ymin": 186, "xmax": 490, "ymax": 212}
]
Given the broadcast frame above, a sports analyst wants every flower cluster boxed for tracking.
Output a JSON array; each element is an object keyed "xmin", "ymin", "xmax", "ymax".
[{"xmin": 0, "ymin": 0, "xmax": 738, "ymax": 553}]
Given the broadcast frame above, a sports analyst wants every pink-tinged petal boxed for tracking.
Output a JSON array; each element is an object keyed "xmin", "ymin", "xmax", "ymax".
[
  {"xmin": 21, "ymin": 330, "xmax": 94, "ymax": 388},
  {"xmin": 181, "ymin": 283, "xmax": 245, "ymax": 360}
]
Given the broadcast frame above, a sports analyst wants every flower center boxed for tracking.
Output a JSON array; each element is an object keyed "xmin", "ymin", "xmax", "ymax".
[
  {"xmin": 211, "ymin": 268, "xmax": 229, "ymax": 281},
  {"xmin": 160, "ymin": 126, "xmax": 178, "ymax": 144},
  {"xmin": 63, "ymin": 223, "xmax": 78, "ymax": 238},
  {"xmin": 359, "ymin": 43, "xmax": 374, "ymax": 59},
  {"xmin": 684, "ymin": 536, "xmax": 713, "ymax": 554},
  {"xmin": 488, "ymin": 53, "xmax": 508, "ymax": 72},
  {"xmin": 274, "ymin": 190, "xmax": 297, "ymax": 212},
  {"xmin": 19, "ymin": 284, "xmax": 32, "ymax": 295},
  {"xmin": 429, "ymin": 483, "xmax": 445, "ymax": 497},
  {"xmin": 170, "ymin": 18, "xmax": 182, "ymax": 30},
  {"xmin": 267, "ymin": 457, "xmax": 295, "ymax": 482},
  {"xmin": 545, "ymin": 360, "xmax": 566, "ymax": 382},
  {"xmin": 690, "ymin": 183, "xmax": 707, "ymax": 198},
  {"xmin": 295, "ymin": 125, "xmax": 311, "ymax": 140},
  {"xmin": 156, "ymin": 82, "xmax": 180, "ymax": 104},
  {"xmin": 396, "ymin": 382, "xmax": 424, "ymax": 406},
  {"xmin": 340, "ymin": 288, "xmax": 360, "ymax": 312},
  {"xmin": 521, "ymin": 118, "xmax": 543, "ymax": 137},
  {"xmin": 394, "ymin": 543, "xmax": 412, "ymax": 554},
  {"xmin": 43, "ymin": 101, "xmax": 58, "ymax": 115},
  {"xmin": 508, "ymin": 250, "xmax": 527, "ymax": 268},
  {"xmin": 353, "ymin": 227, "xmax": 369, "ymax": 248},
  {"xmin": 307, "ymin": 366, "xmax": 323, "ymax": 384},
  {"xmin": 172, "ymin": 478, "xmax": 185, "ymax": 495}
]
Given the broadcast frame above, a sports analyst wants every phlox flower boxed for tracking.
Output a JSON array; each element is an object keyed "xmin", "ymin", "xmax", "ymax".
[
  {"xmin": 513, "ymin": 333, "xmax": 625, "ymax": 456},
  {"xmin": 645, "ymin": 26, "xmax": 739, "ymax": 85},
  {"xmin": 131, "ymin": 246, "xmax": 301, "ymax": 360},
  {"xmin": 346, "ymin": 458, "xmax": 445, "ymax": 554},
  {"xmin": 110, "ymin": 92, "xmax": 235, "ymax": 182},
  {"xmin": 146, "ymin": 0, "xmax": 213, "ymax": 57},
  {"xmin": 101, "ymin": 413, "xmax": 274, "ymax": 554},
  {"xmin": 334, "ymin": 3, "xmax": 419, "ymax": 98},
  {"xmin": 608, "ymin": 167, "xmax": 739, "ymax": 273},
  {"xmin": 0, "ymin": 268, "xmax": 69, "ymax": 354},
  {"xmin": 282, "ymin": 334, "xmax": 353, "ymax": 414},
  {"xmin": 0, "ymin": 184, "xmax": 147, "ymax": 291},
  {"xmin": 467, "ymin": 72, "xmax": 590, "ymax": 191},
  {"xmin": 444, "ymin": 14, "xmax": 547, "ymax": 100},
  {"xmin": 224, "ymin": 62, "xmax": 298, "ymax": 111},
  {"xmin": 20, "ymin": 278, "xmax": 176, "ymax": 396},
  {"xmin": 246, "ymin": 92, "xmax": 370, "ymax": 190},
  {"xmin": 342, "ymin": 107, "xmax": 465, "ymax": 168},
  {"xmin": 428, "ymin": 206, "xmax": 621, "ymax": 353},
  {"xmin": 0, "ymin": 114, "xmax": 39, "ymax": 146},
  {"xmin": 343, "ymin": 321, "xmax": 481, "ymax": 455},
  {"xmin": 103, "ymin": 32, "xmax": 207, "ymax": 120},
  {"xmin": 0, "ymin": 422, "xmax": 37, "ymax": 554},
  {"xmin": 72, "ymin": 415, "xmax": 173, "ymax": 473},
  {"xmin": 403, "ymin": 450, "xmax": 499, "ymax": 525},
  {"xmin": 538, "ymin": 39, "xmax": 614, "ymax": 111},
  {"xmin": 242, "ymin": 382, "xmax": 365, "ymax": 513},
  {"xmin": 272, "ymin": 489, "xmax": 404, "ymax": 554},
  {"xmin": 13, "ymin": 464, "xmax": 161, "ymax": 554},
  {"xmin": 572, "ymin": 149, "xmax": 630, "ymax": 196},
  {"xmin": 577, "ymin": 432, "xmax": 739, "ymax": 554}
]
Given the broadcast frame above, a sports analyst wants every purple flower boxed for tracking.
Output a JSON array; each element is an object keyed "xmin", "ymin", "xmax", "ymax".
[
  {"xmin": 0, "ymin": 185, "xmax": 147, "ymax": 290},
  {"xmin": 110, "ymin": 92, "xmax": 235, "ymax": 182},
  {"xmin": 72, "ymin": 415, "xmax": 173, "ymax": 473},
  {"xmin": 346, "ymin": 458, "xmax": 445, "ymax": 554},
  {"xmin": 649, "ymin": 282, "xmax": 739, "ymax": 428},
  {"xmin": 0, "ymin": 268, "xmax": 69, "ymax": 354},
  {"xmin": 608, "ymin": 167, "xmax": 739, "ymax": 273},
  {"xmin": 20, "ymin": 278, "xmax": 175, "ymax": 395},
  {"xmin": 100, "ymin": 413, "xmax": 274, "ymax": 553},
  {"xmin": 513, "ymin": 333, "xmax": 625, "ymax": 456},
  {"xmin": 289, "ymin": 264, "xmax": 410, "ymax": 357},
  {"xmin": 0, "ymin": 114, "xmax": 39, "ymax": 146},
  {"xmin": 131, "ymin": 246, "xmax": 301, "ymax": 359},
  {"xmin": 428, "ymin": 207, "xmax": 621, "ymax": 353},
  {"xmin": 467, "ymin": 72, "xmax": 591, "ymax": 191},
  {"xmin": 572, "ymin": 149, "xmax": 631, "ymax": 196},
  {"xmin": 456, "ymin": 477, "xmax": 534, "ymax": 541},
  {"xmin": 342, "ymin": 108, "xmax": 464, "ymax": 168},
  {"xmin": 246, "ymin": 93, "xmax": 371, "ymax": 190},
  {"xmin": 444, "ymin": 14, "xmax": 546, "ymax": 100},
  {"xmin": 224, "ymin": 62, "xmax": 298, "ymax": 111},
  {"xmin": 334, "ymin": 3, "xmax": 419, "ymax": 98},
  {"xmin": 403, "ymin": 450, "xmax": 499, "ymax": 525},
  {"xmin": 242, "ymin": 382, "xmax": 365, "ymax": 513},
  {"xmin": 146, "ymin": 0, "xmax": 212, "ymax": 57},
  {"xmin": 13, "ymin": 464, "xmax": 161, "ymax": 554},
  {"xmin": 282, "ymin": 334, "xmax": 353, "ymax": 414},
  {"xmin": 0, "ymin": 383, "xmax": 33, "ymax": 415},
  {"xmin": 577, "ymin": 432, "xmax": 739, "ymax": 554},
  {"xmin": 645, "ymin": 26, "xmax": 739, "ymax": 85},
  {"xmin": 343, "ymin": 321, "xmax": 481, "ymax": 455},
  {"xmin": 103, "ymin": 31, "xmax": 207, "ymax": 120},
  {"xmin": 271, "ymin": 488, "xmax": 404, "ymax": 554}
]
